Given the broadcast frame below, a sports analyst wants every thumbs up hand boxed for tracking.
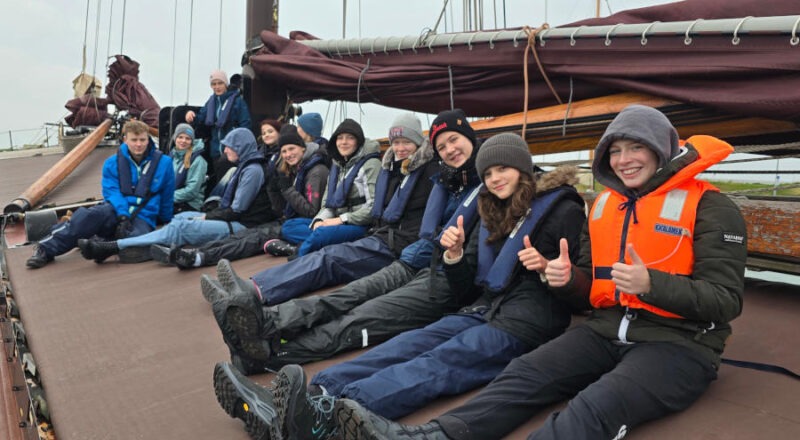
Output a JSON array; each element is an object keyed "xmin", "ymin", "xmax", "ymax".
[
  {"xmin": 440, "ymin": 215, "xmax": 466, "ymax": 260},
  {"xmin": 518, "ymin": 235, "xmax": 549, "ymax": 272},
  {"xmin": 543, "ymin": 238, "xmax": 573, "ymax": 287},
  {"xmin": 611, "ymin": 244, "xmax": 651, "ymax": 295}
]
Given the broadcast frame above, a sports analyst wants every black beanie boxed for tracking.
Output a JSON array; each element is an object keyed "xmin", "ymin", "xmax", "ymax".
[
  {"xmin": 476, "ymin": 133, "xmax": 534, "ymax": 179},
  {"xmin": 428, "ymin": 109, "xmax": 477, "ymax": 151},
  {"xmin": 278, "ymin": 124, "xmax": 306, "ymax": 149},
  {"xmin": 330, "ymin": 118, "xmax": 366, "ymax": 149}
]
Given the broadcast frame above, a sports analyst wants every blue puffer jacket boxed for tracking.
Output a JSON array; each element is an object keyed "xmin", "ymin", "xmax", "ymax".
[{"xmin": 102, "ymin": 138, "xmax": 175, "ymax": 227}]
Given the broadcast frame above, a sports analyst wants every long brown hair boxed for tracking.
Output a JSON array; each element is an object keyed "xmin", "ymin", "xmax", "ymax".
[{"xmin": 477, "ymin": 173, "xmax": 536, "ymax": 243}]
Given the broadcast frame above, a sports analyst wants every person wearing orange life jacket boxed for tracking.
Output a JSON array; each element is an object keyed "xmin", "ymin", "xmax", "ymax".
[{"xmin": 334, "ymin": 105, "xmax": 748, "ymax": 440}]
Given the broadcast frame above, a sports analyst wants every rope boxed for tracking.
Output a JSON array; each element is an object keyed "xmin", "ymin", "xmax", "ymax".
[
  {"xmin": 120, "ymin": 0, "xmax": 127, "ymax": 54},
  {"xmin": 186, "ymin": 0, "xmax": 195, "ymax": 104},
  {"xmin": 91, "ymin": 0, "xmax": 102, "ymax": 80},
  {"xmin": 432, "ymin": 0, "xmax": 451, "ymax": 34},
  {"xmin": 105, "ymin": 0, "xmax": 115, "ymax": 74},
  {"xmin": 356, "ymin": 58, "xmax": 372, "ymax": 116},
  {"xmin": 218, "ymin": 0, "xmax": 223, "ymax": 68},
  {"xmin": 81, "ymin": 0, "xmax": 90, "ymax": 74},
  {"xmin": 521, "ymin": 24, "xmax": 561, "ymax": 138},
  {"xmin": 561, "ymin": 76, "xmax": 574, "ymax": 137},
  {"xmin": 448, "ymin": 65, "xmax": 455, "ymax": 110},
  {"xmin": 170, "ymin": 0, "xmax": 178, "ymax": 104}
]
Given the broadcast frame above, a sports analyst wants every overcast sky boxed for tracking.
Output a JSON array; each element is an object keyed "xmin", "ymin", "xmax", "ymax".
[{"xmin": 1, "ymin": 0, "xmax": 795, "ymax": 182}]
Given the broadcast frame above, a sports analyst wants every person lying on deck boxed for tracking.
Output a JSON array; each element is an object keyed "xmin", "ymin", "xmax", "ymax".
[
  {"xmin": 333, "ymin": 105, "xmax": 748, "ymax": 440},
  {"xmin": 77, "ymin": 128, "xmax": 278, "ymax": 263},
  {"xmin": 212, "ymin": 132, "xmax": 587, "ymax": 440},
  {"xmin": 204, "ymin": 110, "xmax": 479, "ymax": 376},
  {"xmin": 26, "ymin": 120, "xmax": 174, "ymax": 269},
  {"xmin": 151, "ymin": 123, "xmax": 329, "ymax": 268},
  {"xmin": 201, "ymin": 113, "xmax": 437, "ymax": 310}
]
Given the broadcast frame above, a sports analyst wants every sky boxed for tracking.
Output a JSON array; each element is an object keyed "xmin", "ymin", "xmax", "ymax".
[{"xmin": 0, "ymin": 0, "xmax": 796, "ymax": 182}]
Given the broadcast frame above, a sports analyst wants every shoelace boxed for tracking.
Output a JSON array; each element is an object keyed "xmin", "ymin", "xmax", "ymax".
[{"xmin": 309, "ymin": 394, "xmax": 338, "ymax": 435}]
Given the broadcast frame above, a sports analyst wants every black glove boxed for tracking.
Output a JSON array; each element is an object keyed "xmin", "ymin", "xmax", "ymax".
[
  {"xmin": 115, "ymin": 216, "xmax": 132, "ymax": 239},
  {"xmin": 277, "ymin": 174, "xmax": 293, "ymax": 191}
]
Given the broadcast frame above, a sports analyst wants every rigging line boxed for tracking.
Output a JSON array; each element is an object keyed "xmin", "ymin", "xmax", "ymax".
[
  {"xmin": 605, "ymin": 0, "xmax": 613, "ymax": 15},
  {"xmin": 120, "ymin": 0, "xmax": 127, "ymax": 54},
  {"xmin": 448, "ymin": 65, "xmax": 454, "ymax": 110},
  {"xmin": 493, "ymin": 0, "xmax": 497, "ymax": 29},
  {"xmin": 170, "ymin": 0, "xmax": 178, "ymax": 104},
  {"xmin": 91, "ymin": 0, "xmax": 102, "ymax": 80},
  {"xmin": 186, "ymin": 0, "xmax": 195, "ymax": 104},
  {"xmin": 342, "ymin": 0, "xmax": 347, "ymax": 39},
  {"xmin": 218, "ymin": 0, "xmax": 223, "ymax": 68},
  {"xmin": 561, "ymin": 76, "xmax": 574, "ymax": 137},
  {"xmin": 503, "ymin": 0, "xmax": 507, "ymax": 28},
  {"xmin": 358, "ymin": 0, "xmax": 362, "ymax": 39},
  {"xmin": 521, "ymin": 24, "xmax": 561, "ymax": 138},
  {"xmin": 432, "ymin": 0, "xmax": 450, "ymax": 35},
  {"xmin": 82, "ymin": 0, "xmax": 90, "ymax": 74},
  {"xmin": 105, "ymin": 0, "xmax": 115, "ymax": 73}
]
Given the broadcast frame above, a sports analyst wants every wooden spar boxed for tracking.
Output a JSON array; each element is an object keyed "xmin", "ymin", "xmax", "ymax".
[{"xmin": 3, "ymin": 119, "xmax": 112, "ymax": 215}]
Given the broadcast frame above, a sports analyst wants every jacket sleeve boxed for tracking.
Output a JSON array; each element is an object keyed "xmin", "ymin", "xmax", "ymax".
[
  {"xmin": 233, "ymin": 97, "xmax": 252, "ymax": 130},
  {"xmin": 639, "ymin": 191, "xmax": 746, "ymax": 323},
  {"xmin": 312, "ymin": 176, "xmax": 336, "ymax": 223},
  {"xmin": 156, "ymin": 156, "xmax": 176, "ymax": 223},
  {"xmin": 282, "ymin": 164, "xmax": 329, "ymax": 219},
  {"xmin": 266, "ymin": 174, "xmax": 286, "ymax": 218},
  {"xmin": 342, "ymin": 157, "xmax": 381, "ymax": 226},
  {"xmin": 173, "ymin": 156, "xmax": 208, "ymax": 204},
  {"xmin": 443, "ymin": 224, "xmax": 483, "ymax": 307},
  {"xmin": 101, "ymin": 155, "xmax": 131, "ymax": 217}
]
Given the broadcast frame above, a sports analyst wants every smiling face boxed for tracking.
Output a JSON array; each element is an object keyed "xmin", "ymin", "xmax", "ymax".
[
  {"xmin": 390, "ymin": 138, "xmax": 418, "ymax": 161},
  {"xmin": 608, "ymin": 138, "xmax": 659, "ymax": 190},
  {"xmin": 434, "ymin": 131, "xmax": 473, "ymax": 168},
  {"xmin": 223, "ymin": 145, "xmax": 239, "ymax": 163},
  {"xmin": 125, "ymin": 131, "xmax": 150, "ymax": 163},
  {"xmin": 483, "ymin": 165, "xmax": 521, "ymax": 200},
  {"xmin": 261, "ymin": 124, "xmax": 279, "ymax": 146},
  {"xmin": 281, "ymin": 144, "xmax": 305, "ymax": 167},
  {"xmin": 210, "ymin": 79, "xmax": 227, "ymax": 96},
  {"xmin": 336, "ymin": 133, "xmax": 358, "ymax": 159},
  {"xmin": 174, "ymin": 133, "xmax": 193, "ymax": 151}
]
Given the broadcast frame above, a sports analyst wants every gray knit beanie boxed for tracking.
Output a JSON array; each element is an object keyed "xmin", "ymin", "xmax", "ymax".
[
  {"xmin": 388, "ymin": 113, "xmax": 425, "ymax": 146},
  {"xmin": 172, "ymin": 123, "xmax": 195, "ymax": 143},
  {"xmin": 475, "ymin": 132, "xmax": 534, "ymax": 179}
]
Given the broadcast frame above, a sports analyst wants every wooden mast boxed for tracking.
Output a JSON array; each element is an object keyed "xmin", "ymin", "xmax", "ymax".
[
  {"xmin": 243, "ymin": 0, "xmax": 287, "ymax": 125},
  {"xmin": 3, "ymin": 119, "xmax": 112, "ymax": 214}
]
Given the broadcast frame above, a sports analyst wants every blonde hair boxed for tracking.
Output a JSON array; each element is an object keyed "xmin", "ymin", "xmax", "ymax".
[{"xmin": 122, "ymin": 120, "xmax": 149, "ymax": 137}]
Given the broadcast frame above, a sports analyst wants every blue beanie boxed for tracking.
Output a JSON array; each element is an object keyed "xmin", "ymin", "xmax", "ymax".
[{"xmin": 297, "ymin": 113, "xmax": 323, "ymax": 139}]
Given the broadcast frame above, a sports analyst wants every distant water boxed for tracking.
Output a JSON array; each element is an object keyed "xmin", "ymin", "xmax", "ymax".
[{"xmin": 745, "ymin": 269, "xmax": 800, "ymax": 286}]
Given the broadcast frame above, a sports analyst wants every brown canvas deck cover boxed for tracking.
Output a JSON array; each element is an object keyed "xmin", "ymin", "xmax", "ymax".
[{"xmin": 249, "ymin": 0, "xmax": 800, "ymax": 120}]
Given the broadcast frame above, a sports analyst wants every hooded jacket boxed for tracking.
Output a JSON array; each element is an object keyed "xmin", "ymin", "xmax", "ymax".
[
  {"xmin": 273, "ymin": 142, "xmax": 330, "ymax": 219},
  {"xmin": 171, "ymin": 139, "xmax": 207, "ymax": 210},
  {"xmin": 444, "ymin": 166, "xmax": 586, "ymax": 349},
  {"xmin": 102, "ymin": 137, "xmax": 175, "ymax": 227},
  {"xmin": 553, "ymin": 106, "xmax": 747, "ymax": 367},
  {"xmin": 314, "ymin": 119, "xmax": 381, "ymax": 226}
]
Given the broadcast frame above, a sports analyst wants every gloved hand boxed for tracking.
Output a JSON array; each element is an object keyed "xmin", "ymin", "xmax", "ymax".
[
  {"xmin": 277, "ymin": 174, "xmax": 293, "ymax": 191},
  {"xmin": 115, "ymin": 216, "xmax": 132, "ymax": 239}
]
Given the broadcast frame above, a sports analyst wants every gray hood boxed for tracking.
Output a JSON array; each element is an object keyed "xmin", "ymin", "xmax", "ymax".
[{"xmin": 221, "ymin": 128, "xmax": 261, "ymax": 163}]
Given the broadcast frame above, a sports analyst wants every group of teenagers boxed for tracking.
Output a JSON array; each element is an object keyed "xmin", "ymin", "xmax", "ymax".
[{"xmin": 25, "ymin": 69, "xmax": 748, "ymax": 440}]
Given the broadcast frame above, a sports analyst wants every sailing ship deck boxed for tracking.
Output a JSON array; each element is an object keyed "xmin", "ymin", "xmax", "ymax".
[{"xmin": 1, "ymin": 149, "xmax": 799, "ymax": 439}]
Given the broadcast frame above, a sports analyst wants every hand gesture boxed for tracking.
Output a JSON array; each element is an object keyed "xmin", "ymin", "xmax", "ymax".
[
  {"xmin": 439, "ymin": 215, "xmax": 465, "ymax": 259},
  {"xmin": 185, "ymin": 110, "xmax": 196, "ymax": 123},
  {"xmin": 518, "ymin": 235, "xmax": 548, "ymax": 272},
  {"xmin": 611, "ymin": 244, "xmax": 651, "ymax": 295},
  {"xmin": 544, "ymin": 238, "xmax": 572, "ymax": 287}
]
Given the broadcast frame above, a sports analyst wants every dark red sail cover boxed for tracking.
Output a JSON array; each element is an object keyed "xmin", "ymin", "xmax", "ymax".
[
  {"xmin": 248, "ymin": 0, "xmax": 800, "ymax": 121},
  {"xmin": 64, "ymin": 94, "xmax": 110, "ymax": 128},
  {"xmin": 105, "ymin": 55, "xmax": 161, "ymax": 126}
]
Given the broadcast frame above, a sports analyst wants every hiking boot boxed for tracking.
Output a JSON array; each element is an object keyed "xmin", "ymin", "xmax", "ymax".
[
  {"xmin": 78, "ymin": 238, "xmax": 119, "ymax": 263},
  {"xmin": 336, "ymin": 399, "xmax": 449, "ymax": 440},
  {"xmin": 213, "ymin": 362, "xmax": 277, "ymax": 440},
  {"xmin": 264, "ymin": 239, "xmax": 298, "ymax": 258},
  {"xmin": 201, "ymin": 274, "xmax": 231, "ymax": 304},
  {"xmin": 217, "ymin": 259, "xmax": 260, "ymax": 298},
  {"xmin": 175, "ymin": 248, "xmax": 201, "ymax": 269},
  {"xmin": 273, "ymin": 364, "xmax": 337, "ymax": 440},
  {"xmin": 119, "ymin": 246, "xmax": 153, "ymax": 263},
  {"xmin": 26, "ymin": 246, "xmax": 53, "ymax": 269},
  {"xmin": 149, "ymin": 244, "xmax": 176, "ymax": 265},
  {"xmin": 225, "ymin": 289, "xmax": 279, "ymax": 361}
]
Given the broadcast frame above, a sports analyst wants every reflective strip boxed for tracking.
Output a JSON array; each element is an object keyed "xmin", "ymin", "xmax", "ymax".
[
  {"xmin": 617, "ymin": 313, "xmax": 632, "ymax": 344},
  {"xmin": 361, "ymin": 328, "xmax": 369, "ymax": 347},
  {"xmin": 509, "ymin": 208, "xmax": 531, "ymax": 239},
  {"xmin": 399, "ymin": 174, "xmax": 410, "ymax": 189},
  {"xmin": 659, "ymin": 189, "xmax": 688, "ymax": 221},
  {"xmin": 592, "ymin": 192, "xmax": 610, "ymax": 221},
  {"xmin": 462, "ymin": 184, "xmax": 482, "ymax": 207}
]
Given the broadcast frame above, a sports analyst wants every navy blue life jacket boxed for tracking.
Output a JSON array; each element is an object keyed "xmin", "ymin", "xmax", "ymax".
[
  {"xmin": 204, "ymin": 90, "xmax": 240, "ymax": 129},
  {"xmin": 219, "ymin": 157, "xmax": 267, "ymax": 209},
  {"xmin": 475, "ymin": 188, "xmax": 571, "ymax": 293},
  {"xmin": 370, "ymin": 166, "xmax": 424, "ymax": 224},
  {"xmin": 284, "ymin": 154, "xmax": 327, "ymax": 219},
  {"xmin": 174, "ymin": 150, "xmax": 203, "ymax": 190},
  {"xmin": 418, "ymin": 182, "xmax": 482, "ymax": 241},
  {"xmin": 324, "ymin": 152, "xmax": 380, "ymax": 209},
  {"xmin": 117, "ymin": 148, "xmax": 163, "ymax": 198}
]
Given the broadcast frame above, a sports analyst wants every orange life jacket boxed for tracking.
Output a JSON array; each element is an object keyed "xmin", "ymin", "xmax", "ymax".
[{"xmin": 588, "ymin": 135, "xmax": 733, "ymax": 318}]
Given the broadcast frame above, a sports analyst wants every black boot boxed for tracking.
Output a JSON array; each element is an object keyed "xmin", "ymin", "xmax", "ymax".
[
  {"xmin": 225, "ymin": 288, "xmax": 279, "ymax": 361},
  {"xmin": 26, "ymin": 245, "xmax": 53, "ymax": 269},
  {"xmin": 217, "ymin": 259, "xmax": 260, "ymax": 297},
  {"xmin": 175, "ymin": 248, "xmax": 201, "ymax": 269},
  {"xmin": 336, "ymin": 399, "xmax": 450, "ymax": 440},
  {"xmin": 213, "ymin": 362, "xmax": 277, "ymax": 440},
  {"xmin": 78, "ymin": 238, "xmax": 119, "ymax": 263},
  {"xmin": 200, "ymin": 274, "xmax": 231, "ymax": 304},
  {"xmin": 149, "ymin": 244, "xmax": 175, "ymax": 265},
  {"xmin": 273, "ymin": 364, "xmax": 337, "ymax": 440},
  {"xmin": 264, "ymin": 239, "xmax": 298, "ymax": 258}
]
